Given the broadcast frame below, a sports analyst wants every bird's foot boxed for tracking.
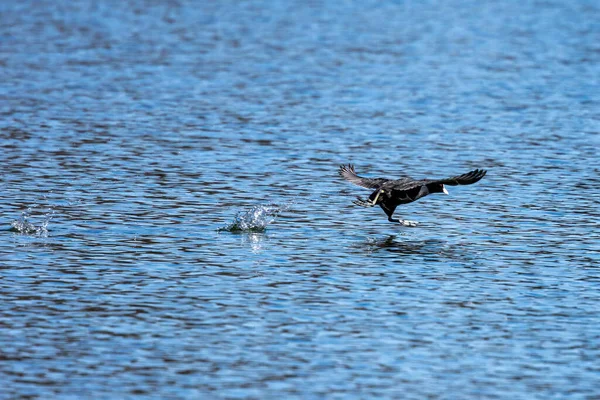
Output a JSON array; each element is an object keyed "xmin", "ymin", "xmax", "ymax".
[
  {"xmin": 399, "ymin": 220, "xmax": 419, "ymax": 227},
  {"xmin": 388, "ymin": 217, "xmax": 419, "ymax": 227},
  {"xmin": 353, "ymin": 197, "xmax": 375, "ymax": 207}
]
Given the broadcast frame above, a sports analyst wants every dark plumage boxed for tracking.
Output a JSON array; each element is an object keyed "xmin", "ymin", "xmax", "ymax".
[{"xmin": 339, "ymin": 164, "xmax": 487, "ymax": 225}]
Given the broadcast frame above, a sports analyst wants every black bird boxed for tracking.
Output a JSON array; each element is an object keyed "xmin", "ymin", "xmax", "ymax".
[{"xmin": 339, "ymin": 164, "xmax": 487, "ymax": 226}]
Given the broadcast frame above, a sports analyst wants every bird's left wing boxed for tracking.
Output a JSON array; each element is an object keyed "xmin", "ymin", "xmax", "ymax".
[{"xmin": 339, "ymin": 164, "xmax": 389, "ymax": 189}]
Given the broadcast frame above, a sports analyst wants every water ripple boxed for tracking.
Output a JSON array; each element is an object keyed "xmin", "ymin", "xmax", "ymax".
[{"xmin": 1, "ymin": 0, "xmax": 600, "ymax": 398}]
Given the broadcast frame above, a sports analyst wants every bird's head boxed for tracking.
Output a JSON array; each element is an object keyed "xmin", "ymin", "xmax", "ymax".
[{"xmin": 430, "ymin": 183, "xmax": 449, "ymax": 195}]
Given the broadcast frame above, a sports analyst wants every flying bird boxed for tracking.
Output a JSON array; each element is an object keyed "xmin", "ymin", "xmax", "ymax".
[{"xmin": 339, "ymin": 164, "xmax": 487, "ymax": 226}]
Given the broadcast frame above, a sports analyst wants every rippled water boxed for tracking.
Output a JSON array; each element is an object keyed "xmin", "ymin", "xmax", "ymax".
[{"xmin": 2, "ymin": 0, "xmax": 600, "ymax": 398}]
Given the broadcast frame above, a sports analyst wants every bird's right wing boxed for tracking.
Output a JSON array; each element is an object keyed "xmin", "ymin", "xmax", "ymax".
[
  {"xmin": 432, "ymin": 169, "xmax": 487, "ymax": 186},
  {"xmin": 339, "ymin": 164, "xmax": 389, "ymax": 189}
]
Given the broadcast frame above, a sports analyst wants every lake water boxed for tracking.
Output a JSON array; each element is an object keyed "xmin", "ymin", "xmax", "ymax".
[{"xmin": 2, "ymin": 0, "xmax": 600, "ymax": 398}]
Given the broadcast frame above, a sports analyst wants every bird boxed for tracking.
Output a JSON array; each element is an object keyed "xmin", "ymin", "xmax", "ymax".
[{"xmin": 339, "ymin": 164, "xmax": 487, "ymax": 226}]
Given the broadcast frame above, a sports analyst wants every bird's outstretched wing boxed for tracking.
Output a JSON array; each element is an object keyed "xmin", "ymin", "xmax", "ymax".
[
  {"xmin": 380, "ymin": 169, "xmax": 487, "ymax": 193},
  {"xmin": 431, "ymin": 169, "xmax": 487, "ymax": 186},
  {"xmin": 339, "ymin": 164, "xmax": 389, "ymax": 189}
]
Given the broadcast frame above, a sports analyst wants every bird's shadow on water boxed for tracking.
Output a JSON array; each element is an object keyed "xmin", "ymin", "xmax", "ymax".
[{"xmin": 354, "ymin": 234, "xmax": 477, "ymax": 262}]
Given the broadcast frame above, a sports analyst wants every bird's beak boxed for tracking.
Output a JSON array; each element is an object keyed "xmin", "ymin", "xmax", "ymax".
[{"xmin": 442, "ymin": 185, "xmax": 449, "ymax": 195}]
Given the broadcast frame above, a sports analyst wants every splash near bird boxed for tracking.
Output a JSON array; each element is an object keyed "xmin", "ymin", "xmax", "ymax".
[{"xmin": 339, "ymin": 164, "xmax": 487, "ymax": 226}]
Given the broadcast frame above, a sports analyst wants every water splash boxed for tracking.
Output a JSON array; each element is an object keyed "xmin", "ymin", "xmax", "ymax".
[
  {"xmin": 219, "ymin": 203, "xmax": 290, "ymax": 233},
  {"xmin": 10, "ymin": 205, "xmax": 54, "ymax": 237}
]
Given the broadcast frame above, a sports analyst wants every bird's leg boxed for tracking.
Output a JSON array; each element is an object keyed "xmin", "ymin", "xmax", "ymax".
[
  {"xmin": 371, "ymin": 189, "xmax": 383, "ymax": 205},
  {"xmin": 382, "ymin": 200, "xmax": 418, "ymax": 227}
]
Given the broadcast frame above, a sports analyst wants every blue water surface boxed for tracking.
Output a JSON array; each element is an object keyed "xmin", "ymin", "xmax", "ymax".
[{"xmin": 1, "ymin": 0, "xmax": 600, "ymax": 398}]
